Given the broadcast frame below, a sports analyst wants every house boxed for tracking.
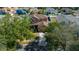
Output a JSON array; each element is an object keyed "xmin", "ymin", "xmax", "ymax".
[{"xmin": 31, "ymin": 14, "xmax": 48, "ymax": 32}]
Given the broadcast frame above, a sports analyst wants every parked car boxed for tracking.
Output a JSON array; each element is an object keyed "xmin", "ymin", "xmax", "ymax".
[{"xmin": 15, "ymin": 9, "xmax": 27, "ymax": 15}]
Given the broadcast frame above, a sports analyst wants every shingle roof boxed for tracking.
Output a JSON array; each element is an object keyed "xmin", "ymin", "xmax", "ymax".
[{"xmin": 31, "ymin": 14, "xmax": 48, "ymax": 24}]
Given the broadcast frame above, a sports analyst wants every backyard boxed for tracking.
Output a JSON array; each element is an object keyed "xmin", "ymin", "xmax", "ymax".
[{"xmin": 0, "ymin": 7, "xmax": 79, "ymax": 51}]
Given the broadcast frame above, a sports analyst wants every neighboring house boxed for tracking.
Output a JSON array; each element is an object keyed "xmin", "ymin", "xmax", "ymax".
[
  {"xmin": 45, "ymin": 7, "xmax": 58, "ymax": 15},
  {"xmin": 56, "ymin": 14, "xmax": 79, "ymax": 28},
  {"xmin": 56, "ymin": 15, "xmax": 74, "ymax": 24},
  {"xmin": 31, "ymin": 14, "xmax": 48, "ymax": 32}
]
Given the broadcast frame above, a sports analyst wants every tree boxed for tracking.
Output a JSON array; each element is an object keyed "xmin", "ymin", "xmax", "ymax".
[
  {"xmin": 45, "ymin": 22, "xmax": 64, "ymax": 50},
  {"xmin": 45, "ymin": 21, "xmax": 76, "ymax": 51},
  {"xmin": 0, "ymin": 14, "xmax": 36, "ymax": 50}
]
